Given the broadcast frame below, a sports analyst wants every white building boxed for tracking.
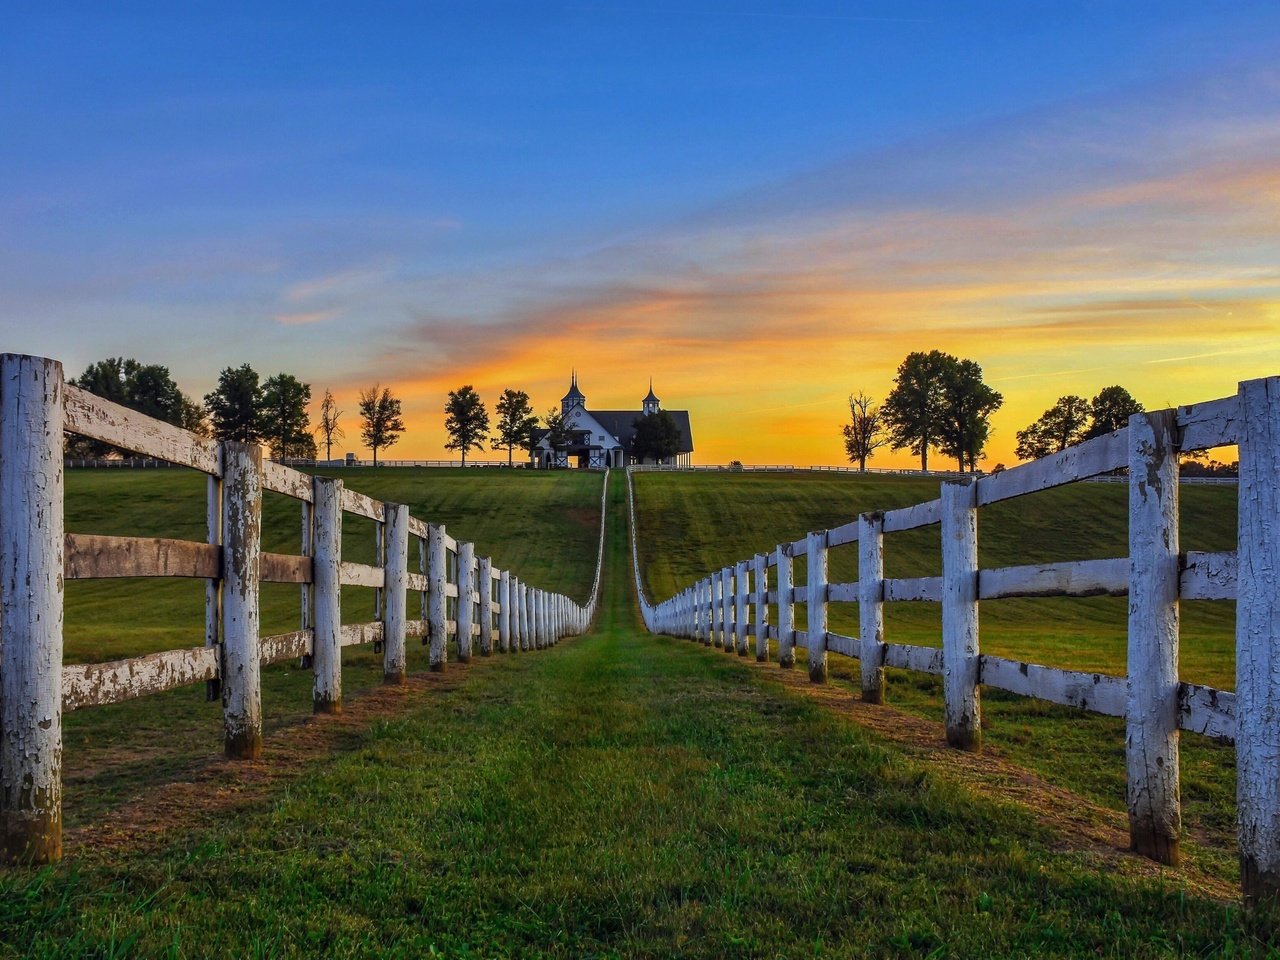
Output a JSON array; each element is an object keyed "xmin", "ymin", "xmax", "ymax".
[{"xmin": 532, "ymin": 374, "xmax": 694, "ymax": 469}]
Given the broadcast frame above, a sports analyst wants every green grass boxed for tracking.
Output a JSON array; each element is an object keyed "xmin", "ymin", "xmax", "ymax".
[
  {"xmin": 60, "ymin": 466, "xmax": 604, "ymax": 829},
  {"xmin": 2, "ymin": 471, "xmax": 1276, "ymax": 957},
  {"xmin": 631, "ymin": 470, "xmax": 1242, "ymax": 870}
]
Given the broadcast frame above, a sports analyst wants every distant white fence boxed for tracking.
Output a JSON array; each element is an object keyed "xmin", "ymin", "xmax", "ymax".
[
  {"xmin": 630, "ymin": 377, "xmax": 1280, "ymax": 907},
  {"xmin": 0, "ymin": 353, "xmax": 608, "ymax": 865}
]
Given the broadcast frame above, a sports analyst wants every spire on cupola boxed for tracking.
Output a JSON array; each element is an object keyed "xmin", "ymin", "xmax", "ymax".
[
  {"xmin": 642, "ymin": 377, "xmax": 660, "ymax": 416},
  {"xmin": 561, "ymin": 370, "xmax": 586, "ymax": 415}
]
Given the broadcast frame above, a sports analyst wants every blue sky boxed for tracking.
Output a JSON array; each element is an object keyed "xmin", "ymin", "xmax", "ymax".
[{"xmin": 3, "ymin": 2, "xmax": 1279, "ymax": 463}]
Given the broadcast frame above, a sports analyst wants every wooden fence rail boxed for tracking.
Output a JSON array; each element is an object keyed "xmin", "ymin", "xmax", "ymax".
[
  {"xmin": 0, "ymin": 353, "xmax": 607, "ymax": 864},
  {"xmin": 630, "ymin": 377, "xmax": 1280, "ymax": 908}
]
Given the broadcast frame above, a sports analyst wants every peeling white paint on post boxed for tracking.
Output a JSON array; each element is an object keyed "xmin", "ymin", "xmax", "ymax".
[
  {"xmin": 1237, "ymin": 376, "xmax": 1280, "ymax": 905},
  {"xmin": 457, "ymin": 542, "xmax": 475, "ymax": 662},
  {"xmin": 0, "ymin": 355, "xmax": 65, "ymax": 863},
  {"xmin": 428, "ymin": 523, "xmax": 448, "ymax": 671},
  {"xmin": 221, "ymin": 441, "xmax": 263, "ymax": 758},
  {"xmin": 498, "ymin": 570, "xmax": 511, "ymax": 652},
  {"xmin": 941, "ymin": 479, "xmax": 980, "ymax": 751},
  {"xmin": 777, "ymin": 544, "xmax": 795, "ymax": 668},
  {"xmin": 859, "ymin": 511, "xmax": 886, "ymax": 704},
  {"xmin": 478, "ymin": 557, "xmax": 494, "ymax": 655},
  {"xmin": 1126, "ymin": 408, "xmax": 1182, "ymax": 866},
  {"xmin": 383, "ymin": 502, "xmax": 409, "ymax": 684},
  {"xmin": 205, "ymin": 470, "xmax": 223, "ymax": 701},
  {"xmin": 312, "ymin": 477, "xmax": 343, "ymax": 713},
  {"xmin": 735, "ymin": 560, "xmax": 750, "ymax": 656},
  {"xmin": 807, "ymin": 531, "xmax": 828, "ymax": 683},
  {"xmin": 754, "ymin": 554, "xmax": 769, "ymax": 661}
]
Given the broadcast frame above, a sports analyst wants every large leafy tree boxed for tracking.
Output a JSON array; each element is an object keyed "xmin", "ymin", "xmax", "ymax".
[
  {"xmin": 315, "ymin": 389, "xmax": 344, "ymax": 462},
  {"xmin": 1015, "ymin": 395, "xmax": 1092, "ymax": 460},
  {"xmin": 632, "ymin": 410, "xmax": 682, "ymax": 463},
  {"xmin": 69, "ymin": 357, "xmax": 205, "ymax": 457},
  {"xmin": 358, "ymin": 385, "xmax": 405, "ymax": 466},
  {"xmin": 205, "ymin": 364, "xmax": 263, "ymax": 443},
  {"xmin": 444, "ymin": 385, "xmax": 490, "ymax": 466},
  {"xmin": 841, "ymin": 391, "xmax": 888, "ymax": 472},
  {"xmin": 491, "ymin": 389, "xmax": 539, "ymax": 466},
  {"xmin": 882, "ymin": 350, "xmax": 953, "ymax": 472},
  {"xmin": 259, "ymin": 373, "xmax": 314, "ymax": 459},
  {"xmin": 1086, "ymin": 385, "xmax": 1143, "ymax": 439},
  {"xmin": 938, "ymin": 359, "xmax": 1003, "ymax": 473}
]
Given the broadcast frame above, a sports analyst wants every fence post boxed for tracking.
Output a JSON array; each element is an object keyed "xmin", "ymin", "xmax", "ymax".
[
  {"xmin": 776, "ymin": 544, "xmax": 795, "ymax": 668},
  {"xmin": 1127, "ymin": 408, "xmax": 1182, "ymax": 866},
  {"xmin": 1237, "ymin": 376, "xmax": 1280, "ymax": 905},
  {"xmin": 478, "ymin": 557, "xmax": 494, "ymax": 655},
  {"xmin": 498, "ymin": 570, "xmax": 511, "ymax": 652},
  {"xmin": 859, "ymin": 511, "xmax": 886, "ymax": 704},
  {"xmin": 0, "ymin": 354, "xmax": 65, "ymax": 863},
  {"xmin": 735, "ymin": 560, "xmax": 750, "ymax": 656},
  {"xmin": 754, "ymin": 553, "xmax": 769, "ymax": 661},
  {"xmin": 312, "ymin": 477, "xmax": 343, "ymax": 712},
  {"xmin": 383, "ymin": 502, "xmax": 408, "ymax": 685},
  {"xmin": 807, "ymin": 531, "xmax": 828, "ymax": 683},
  {"xmin": 941, "ymin": 479, "xmax": 980, "ymax": 751},
  {"xmin": 710, "ymin": 573, "xmax": 724, "ymax": 648},
  {"xmin": 722, "ymin": 567, "xmax": 735, "ymax": 653},
  {"xmin": 457, "ymin": 542, "xmax": 475, "ymax": 662},
  {"xmin": 221, "ymin": 441, "xmax": 263, "ymax": 758},
  {"xmin": 520, "ymin": 583, "xmax": 531, "ymax": 651},
  {"xmin": 428, "ymin": 523, "xmax": 448, "ymax": 671},
  {"xmin": 206, "ymin": 471, "xmax": 223, "ymax": 700}
]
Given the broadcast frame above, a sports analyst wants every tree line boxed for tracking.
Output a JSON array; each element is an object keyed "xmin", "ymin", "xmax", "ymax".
[{"xmin": 842, "ymin": 351, "xmax": 1150, "ymax": 472}]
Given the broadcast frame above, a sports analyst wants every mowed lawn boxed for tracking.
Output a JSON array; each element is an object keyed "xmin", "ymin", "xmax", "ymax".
[
  {"xmin": 1, "ymin": 474, "xmax": 1274, "ymax": 958},
  {"xmin": 631, "ymin": 471, "xmax": 1243, "ymax": 874},
  {"xmin": 59, "ymin": 466, "xmax": 604, "ymax": 829}
]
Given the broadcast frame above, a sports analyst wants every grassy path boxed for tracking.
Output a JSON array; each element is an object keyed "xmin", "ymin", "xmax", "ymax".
[{"xmin": 0, "ymin": 477, "xmax": 1272, "ymax": 956}]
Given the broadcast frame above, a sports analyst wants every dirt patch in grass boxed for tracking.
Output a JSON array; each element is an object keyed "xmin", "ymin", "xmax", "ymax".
[
  {"xmin": 64, "ymin": 659, "xmax": 489, "ymax": 855},
  {"xmin": 721, "ymin": 646, "xmax": 1239, "ymax": 904}
]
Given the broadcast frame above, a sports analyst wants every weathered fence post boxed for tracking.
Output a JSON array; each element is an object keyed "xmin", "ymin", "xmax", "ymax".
[
  {"xmin": 859, "ymin": 511, "xmax": 886, "ymax": 704},
  {"xmin": 312, "ymin": 477, "xmax": 343, "ymax": 712},
  {"xmin": 735, "ymin": 560, "xmax": 750, "ymax": 656},
  {"xmin": 478, "ymin": 557, "xmax": 494, "ymax": 655},
  {"xmin": 428, "ymin": 523, "xmax": 448, "ymax": 671},
  {"xmin": 0, "ymin": 354, "xmax": 65, "ymax": 863},
  {"xmin": 941, "ymin": 479, "xmax": 980, "ymax": 751},
  {"xmin": 754, "ymin": 553, "xmax": 769, "ymax": 661},
  {"xmin": 722, "ymin": 567, "xmax": 735, "ymax": 654},
  {"xmin": 695, "ymin": 578, "xmax": 707, "ymax": 645},
  {"xmin": 498, "ymin": 570, "xmax": 511, "ymax": 652},
  {"xmin": 711, "ymin": 573, "xmax": 724, "ymax": 649},
  {"xmin": 807, "ymin": 531, "xmax": 828, "ymax": 683},
  {"xmin": 457, "ymin": 542, "xmax": 475, "ymax": 663},
  {"xmin": 776, "ymin": 544, "xmax": 795, "ymax": 668},
  {"xmin": 383, "ymin": 502, "xmax": 409, "ymax": 685},
  {"xmin": 206, "ymin": 471, "xmax": 223, "ymax": 700},
  {"xmin": 1237, "ymin": 375, "xmax": 1280, "ymax": 905},
  {"xmin": 1126, "ymin": 408, "xmax": 1182, "ymax": 866},
  {"xmin": 221, "ymin": 441, "xmax": 263, "ymax": 757},
  {"xmin": 520, "ymin": 582, "xmax": 531, "ymax": 651}
]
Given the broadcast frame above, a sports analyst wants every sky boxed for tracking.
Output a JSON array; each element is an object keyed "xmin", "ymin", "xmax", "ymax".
[{"xmin": 3, "ymin": 2, "xmax": 1279, "ymax": 466}]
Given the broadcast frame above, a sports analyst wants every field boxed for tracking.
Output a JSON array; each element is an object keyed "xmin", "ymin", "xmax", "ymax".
[
  {"xmin": 0, "ymin": 466, "xmax": 1275, "ymax": 956},
  {"xmin": 631, "ymin": 471, "xmax": 1242, "ymax": 875}
]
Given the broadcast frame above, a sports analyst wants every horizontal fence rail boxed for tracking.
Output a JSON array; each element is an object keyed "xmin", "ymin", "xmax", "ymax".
[
  {"xmin": 629, "ymin": 376, "xmax": 1280, "ymax": 908},
  {"xmin": 0, "ymin": 353, "xmax": 607, "ymax": 865}
]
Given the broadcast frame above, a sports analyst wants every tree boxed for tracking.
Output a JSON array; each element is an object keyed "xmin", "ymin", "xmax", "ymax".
[
  {"xmin": 1086, "ymin": 385, "xmax": 1143, "ymax": 439},
  {"xmin": 632, "ymin": 410, "xmax": 682, "ymax": 463},
  {"xmin": 841, "ymin": 391, "xmax": 889, "ymax": 472},
  {"xmin": 68, "ymin": 357, "xmax": 204, "ymax": 457},
  {"xmin": 205, "ymin": 364, "xmax": 263, "ymax": 443},
  {"xmin": 259, "ymin": 373, "xmax": 313, "ymax": 459},
  {"xmin": 316, "ymin": 389, "xmax": 345, "ymax": 462},
  {"xmin": 443, "ymin": 385, "xmax": 490, "ymax": 466},
  {"xmin": 1015, "ymin": 395, "xmax": 1092, "ymax": 460},
  {"xmin": 491, "ymin": 389, "xmax": 539, "ymax": 467},
  {"xmin": 938, "ymin": 359, "xmax": 1003, "ymax": 472},
  {"xmin": 358, "ymin": 385, "xmax": 405, "ymax": 466},
  {"xmin": 882, "ymin": 350, "xmax": 953, "ymax": 472},
  {"xmin": 541, "ymin": 407, "xmax": 574, "ymax": 465}
]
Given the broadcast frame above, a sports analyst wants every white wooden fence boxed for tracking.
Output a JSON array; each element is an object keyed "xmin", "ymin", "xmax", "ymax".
[
  {"xmin": 631, "ymin": 376, "xmax": 1280, "ymax": 907},
  {"xmin": 0, "ymin": 354, "xmax": 606, "ymax": 864}
]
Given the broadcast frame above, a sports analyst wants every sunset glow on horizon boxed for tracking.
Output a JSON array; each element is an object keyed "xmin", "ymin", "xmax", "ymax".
[{"xmin": 4, "ymin": 4, "xmax": 1278, "ymax": 468}]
